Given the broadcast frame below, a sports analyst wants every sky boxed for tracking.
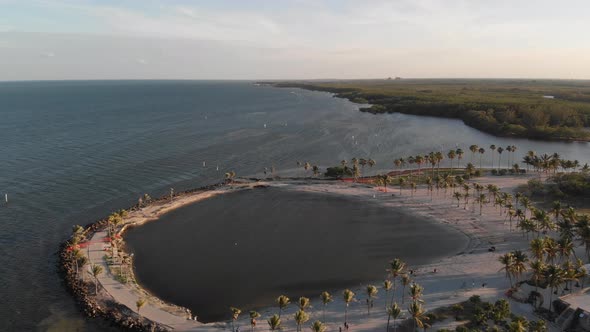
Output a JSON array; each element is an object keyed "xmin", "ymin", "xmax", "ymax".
[{"xmin": 1, "ymin": 0, "xmax": 590, "ymax": 80}]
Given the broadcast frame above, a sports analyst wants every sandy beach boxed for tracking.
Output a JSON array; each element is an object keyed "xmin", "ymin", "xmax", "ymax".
[{"xmin": 82, "ymin": 173, "xmax": 559, "ymax": 331}]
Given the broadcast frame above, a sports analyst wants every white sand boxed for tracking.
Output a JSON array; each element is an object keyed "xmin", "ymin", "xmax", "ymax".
[{"xmin": 83, "ymin": 175, "xmax": 562, "ymax": 331}]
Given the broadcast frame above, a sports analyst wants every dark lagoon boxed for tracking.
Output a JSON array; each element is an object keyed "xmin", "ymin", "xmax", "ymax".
[
  {"xmin": 1, "ymin": 80, "xmax": 589, "ymax": 330},
  {"xmin": 124, "ymin": 187, "xmax": 468, "ymax": 322}
]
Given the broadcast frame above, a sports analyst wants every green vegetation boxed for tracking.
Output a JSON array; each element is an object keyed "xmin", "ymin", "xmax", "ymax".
[{"xmin": 273, "ymin": 80, "xmax": 590, "ymax": 141}]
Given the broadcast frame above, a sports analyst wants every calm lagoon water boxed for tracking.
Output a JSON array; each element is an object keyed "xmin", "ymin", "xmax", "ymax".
[
  {"xmin": 124, "ymin": 187, "xmax": 467, "ymax": 322},
  {"xmin": 0, "ymin": 80, "xmax": 588, "ymax": 330}
]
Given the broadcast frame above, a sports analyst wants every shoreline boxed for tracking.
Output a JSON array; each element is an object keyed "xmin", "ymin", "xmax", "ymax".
[
  {"xmin": 60, "ymin": 172, "xmax": 542, "ymax": 331},
  {"xmin": 267, "ymin": 82, "xmax": 590, "ymax": 143}
]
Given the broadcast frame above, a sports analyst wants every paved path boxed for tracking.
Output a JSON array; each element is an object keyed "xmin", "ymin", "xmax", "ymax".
[{"xmin": 86, "ymin": 228, "xmax": 204, "ymax": 330}]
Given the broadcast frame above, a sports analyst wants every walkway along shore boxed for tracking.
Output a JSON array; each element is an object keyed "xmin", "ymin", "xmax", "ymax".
[{"xmin": 59, "ymin": 174, "xmax": 561, "ymax": 331}]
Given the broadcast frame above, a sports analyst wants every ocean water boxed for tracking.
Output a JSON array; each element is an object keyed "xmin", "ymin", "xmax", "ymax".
[{"xmin": 0, "ymin": 80, "xmax": 589, "ymax": 330}]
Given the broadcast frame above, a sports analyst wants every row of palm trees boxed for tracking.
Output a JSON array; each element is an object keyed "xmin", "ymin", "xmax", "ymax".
[
  {"xmin": 228, "ymin": 258, "xmax": 430, "ymax": 332},
  {"xmin": 521, "ymin": 151, "xmax": 589, "ymax": 174},
  {"xmin": 495, "ymin": 194, "xmax": 590, "ymax": 311}
]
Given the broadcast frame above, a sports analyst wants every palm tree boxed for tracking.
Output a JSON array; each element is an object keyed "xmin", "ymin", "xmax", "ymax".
[
  {"xmin": 512, "ymin": 250, "xmax": 529, "ymax": 283},
  {"xmin": 456, "ymin": 148, "xmax": 464, "ymax": 168},
  {"xmin": 136, "ymin": 298, "xmax": 146, "ymax": 313},
  {"xmin": 368, "ymin": 159, "xmax": 376, "ymax": 175},
  {"xmin": 387, "ymin": 303, "xmax": 401, "ymax": 332},
  {"xmin": 529, "ymin": 260, "xmax": 546, "ymax": 294},
  {"xmin": 77, "ymin": 255, "xmax": 88, "ymax": 281},
  {"xmin": 469, "ymin": 145, "xmax": 479, "ymax": 163},
  {"xmin": 230, "ymin": 307, "xmax": 242, "ymax": 332},
  {"xmin": 343, "ymin": 289, "xmax": 355, "ymax": 325},
  {"xmin": 453, "ymin": 192, "xmax": 462, "ymax": 207},
  {"xmin": 267, "ymin": 314, "xmax": 281, "ymax": 332},
  {"xmin": 276, "ymin": 295, "xmax": 290, "ymax": 318},
  {"xmin": 320, "ymin": 291, "xmax": 332, "ymax": 321},
  {"xmin": 408, "ymin": 301, "xmax": 427, "ymax": 331},
  {"xmin": 297, "ymin": 297, "xmax": 310, "ymax": 311},
  {"xmin": 398, "ymin": 177, "xmax": 405, "ymax": 195},
  {"xmin": 91, "ymin": 264, "xmax": 103, "ymax": 295},
  {"xmin": 478, "ymin": 147, "xmax": 485, "ymax": 170},
  {"xmin": 294, "ymin": 310, "xmax": 309, "ymax": 332},
  {"xmin": 447, "ymin": 150, "xmax": 456, "ymax": 175},
  {"xmin": 383, "ymin": 280, "xmax": 392, "ymax": 307},
  {"xmin": 499, "ymin": 253, "xmax": 514, "ymax": 287},
  {"xmin": 388, "ymin": 258, "xmax": 406, "ymax": 304},
  {"xmin": 490, "ymin": 145, "xmax": 496, "ymax": 169},
  {"xmin": 312, "ymin": 165, "xmax": 320, "ymax": 177},
  {"xmin": 530, "ymin": 238, "xmax": 545, "ymax": 262},
  {"xmin": 509, "ymin": 318, "xmax": 529, "ymax": 332},
  {"xmin": 476, "ymin": 193, "xmax": 487, "ymax": 215},
  {"xmin": 365, "ymin": 285, "xmax": 378, "ymax": 315},
  {"xmin": 401, "ymin": 274, "xmax": 411, "ymax": 304},
  {"xmin": 311, "ymin": 321, "xmax": 326, "ymax": 332},
  {"xmin": 497, "ymin": 147, "xmax": 504, "ymax": 170},
  {"xmin": 377, "ymin": 174, "xmax": 392, "ymax": 192},
  {"xmin": 551, "ymin": 201, "xmax": 562, "ymax": 223},
  {"xmin": 249, "ymin": 311, "xmax": 261, "ymax": 332},
  {"xmin": 409, "ymin": 283, "xmax": 424, "ymax": 302},
  {"xmin": 544, "ymin": 265, "xmax": 564, "ymax": 310},
  {"xmin": 435, "ymin": 151, "xmax": 444, "ymax": 176}
]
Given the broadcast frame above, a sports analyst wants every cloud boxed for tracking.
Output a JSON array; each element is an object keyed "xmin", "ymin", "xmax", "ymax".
[{"xmin": 136, "ymin": 58, "xmax": 147, "ymax": 65}]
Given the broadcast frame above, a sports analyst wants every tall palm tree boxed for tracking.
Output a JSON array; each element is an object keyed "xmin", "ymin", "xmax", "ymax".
[
  {"xmin": 383, "ymin": 280, "xmax": 392, "ymax": 307},
  {"xmin": 267, "ymin": 314, "xmax": 281, "ymax": 332},
  {"xmin": 276, "ymin": 295, "xmax": 290, "ymax": 318},
  {"xmin": 478, "ymin": 147, "xmax": 485, "ymax": 170},
  {"xmin": 311, "ymin": 321, "xmax": 326, "ymax": 332},
  {"xmin": 294, "ymin": 310, "xmax": 309, "ymax": 332},
  {"xmin": 530, "ymin": 260, "xmax": 546, "ymax": 294},
  {"xmin": 456, "ymin": 148, "xmax": 464, "ymax": 168},
  {"xmin": 544, "ymin": 265, "xmax": 564, "ymax": 310},
  {"xmin": 230, "ymin": 307, "xmax": 242, "ymax": 332},
  {"xmin": 399, "ymin": 177, "xmax": 405, "ymax": 195},
  {"xmin": 249, "ymin": 311, "xmax": 261, "ymax": 332},
  {"xmin": 490, "ymin": 145, "xmax": 496, "ymax": 169},
  {"xmin": 365, "ymin": 285, "xmax": 378, "ymax": 315},
  {"xmin": 91, "ymin": 264, "xmax": 103, "ymax": 295},
  {"xmin": 447, "ymin": 150, "xmax": 456, "ymax": 175},
  {"xmin": 469, "ymin": 145, "xmax": 479, "ymax": 163},
  {"xmin": 499, "ymin": 253, "xmax": 514, "ymax": 287},
  {"xmin": 388, "ymin": 258, "xmax": 406, "ymax": 304},
  {"xmin": 453, "ymin": 192, "xmax": 462, "ymax": 207},
  {"xmin": 343, "ymin": 289, "xmax": 355, "ymax": 325},
  {"xmin": 387, "ymin": 303, "xmax": 401, "ymax": 332},
  {"xmin": 77, "ymin": 255, "xmax": 88, "ymax": 281},
  {"xmin": 368, "ymin": 159, "xmax": 376, "ymax": 175},
  {"xmin": 530, "ymin": 238, "xmax": 545, "ymax": 262},
  {"xmin": 551, "ymin": 201, "xmax": 562, "ymax": 223},
  {"xmin": 511, "ymin": 145, "xmax": 518, "ymax": 166},
  {"xmin": 497, "ymin": 147, "xmax": 504, "ymax": 170},
  {"xmin": 409, "ymin": 283, "xmax": 424, "ymax": 302},
  {"xmin": 136, "ymin": 298, "xmax": 146, "ymax": 313},
  {"xmin": 320, "ymin": 291, "xmax": 332, "ymax": 321},
  {"xmin": 476, "ymin": 193, "xmax": 487, "ymax": 215},
  {"xmin": 408, "ymin": 301, "xmax": 427, "ymax": 331},
  {"xmin": 512, "ymin": 250, "xmax": 529, "ymax": 283},
  {"xmin": 298, "ymin": 297, "xmax": 311, "ymax": 311},
  {"xmin": 435, "ymin": 151, "xmax": 444, "ymax": 177},
  {"xmin": 401, "ymin": 274, "xmax": 411, "ymax": 304}
]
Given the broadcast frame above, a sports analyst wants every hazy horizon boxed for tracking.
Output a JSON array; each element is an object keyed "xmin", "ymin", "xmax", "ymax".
[{"xmin": 2, "ymin": 0, "xmax": 590, "ymax": 80}]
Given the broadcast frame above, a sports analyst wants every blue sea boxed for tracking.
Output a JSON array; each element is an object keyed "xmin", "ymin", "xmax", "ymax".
[{"xmin": 0, "ymin": 80, "xmax": 589, "ymax": 330}]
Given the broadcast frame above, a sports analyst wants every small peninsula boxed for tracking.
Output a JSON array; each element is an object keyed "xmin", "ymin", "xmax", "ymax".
[{"xmin": 267, "ymin": 79, "xmax": 590, "ymax": 142}]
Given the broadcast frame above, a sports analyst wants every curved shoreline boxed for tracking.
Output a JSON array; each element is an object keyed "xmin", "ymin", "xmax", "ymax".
[{"xmin": 60, "ymin": 174, "xmax": 532, "ymax": 331}]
